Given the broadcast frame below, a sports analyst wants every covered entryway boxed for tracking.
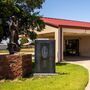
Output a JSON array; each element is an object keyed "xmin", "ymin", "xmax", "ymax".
[
  {"xmin": 63, "ymin": 28, "xmax": 90, "ymax": 58},
  {"xmin": 37, "ymin": 17, "xmax": 90, "ymax": 62},
  {"xmin": 37, "ymin": 27, "xmax": 90, "ymax": 62}
]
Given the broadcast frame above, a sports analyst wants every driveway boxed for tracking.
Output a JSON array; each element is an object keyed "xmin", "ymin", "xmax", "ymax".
[{"xmin": 65, "ymin": 56, "xmax": 90, "ymax": 90}]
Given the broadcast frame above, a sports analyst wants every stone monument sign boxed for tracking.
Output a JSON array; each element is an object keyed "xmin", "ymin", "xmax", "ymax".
[{"xmin": 35, "ymin": 40, "xmax": 55, "ymax": 73}]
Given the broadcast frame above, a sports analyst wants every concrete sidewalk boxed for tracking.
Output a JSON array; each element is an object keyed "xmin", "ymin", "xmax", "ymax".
[{"xmin": 65, "ymin": 59, "xmax": 90, "ymax": 90}]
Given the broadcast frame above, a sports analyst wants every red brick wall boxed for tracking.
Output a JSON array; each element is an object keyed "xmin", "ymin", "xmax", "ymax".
[{"xmin": 0, "ymin": 54, "xmax": 32, "ymax": 79}]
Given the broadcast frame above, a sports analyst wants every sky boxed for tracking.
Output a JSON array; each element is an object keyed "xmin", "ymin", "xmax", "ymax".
[{"xmin": 40, "ymin": 0, "xmax": 90, "ymax": 22}]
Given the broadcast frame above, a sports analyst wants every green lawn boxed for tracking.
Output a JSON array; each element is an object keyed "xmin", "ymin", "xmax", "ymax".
[
  {"xmin": 0, "ymin": 63, "xmax": 88, "ymax": 90},
  {"xmin": 21, "ymin": 48, "xmax": 34, "ymax": 52},
  {"xmin": 0, "ymin": 50, "xmax": 8, "ymax": 53},
  {"xmin": 0, "ymin": 48, "xmax": 34, "ymax": 54}
]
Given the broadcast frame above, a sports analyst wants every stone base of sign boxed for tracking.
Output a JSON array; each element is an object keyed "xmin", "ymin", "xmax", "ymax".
[
  {"xmin": 33, "ymin": 73, "xmax": 58, "ymax": 76},
  {"xmin": 0, "ymin": 54, "xmax": 32, "ymax": 79}
]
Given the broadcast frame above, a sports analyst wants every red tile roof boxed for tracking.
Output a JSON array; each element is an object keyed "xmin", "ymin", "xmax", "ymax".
[{"xmin": 42, "ymin": 17, "xmax": 90, "ymax": 29}]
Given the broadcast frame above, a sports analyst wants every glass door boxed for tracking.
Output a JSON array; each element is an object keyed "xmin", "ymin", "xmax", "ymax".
[{"xmin": 64, "ymin": 39, "xmax": 79, "ymax": 56}]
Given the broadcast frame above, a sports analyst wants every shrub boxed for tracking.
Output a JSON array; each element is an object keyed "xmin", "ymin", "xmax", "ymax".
[{"xmin": 20, "ymin": 37, "xmax": 29, "ymax": 46}]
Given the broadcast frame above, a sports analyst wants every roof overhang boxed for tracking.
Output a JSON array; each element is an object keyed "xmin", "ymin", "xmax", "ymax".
[{"xmin": 42, "ymin": 17, "xmax": 90, "ymax": 30}]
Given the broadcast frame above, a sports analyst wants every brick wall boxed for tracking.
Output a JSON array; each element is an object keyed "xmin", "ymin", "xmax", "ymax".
[{"xmin": 0, "ymin": 54, "xmax": 32, "ymax": 79}]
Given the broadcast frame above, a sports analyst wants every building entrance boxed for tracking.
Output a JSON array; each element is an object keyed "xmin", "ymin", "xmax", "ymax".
[{"xmin": 64, "ymin": 39, "xmax": 79, "ymax": 56}]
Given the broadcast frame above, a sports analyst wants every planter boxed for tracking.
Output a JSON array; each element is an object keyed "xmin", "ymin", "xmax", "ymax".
[{"xmin": 0, "ymin": 54, "xmax": 32, "ymax": 79}]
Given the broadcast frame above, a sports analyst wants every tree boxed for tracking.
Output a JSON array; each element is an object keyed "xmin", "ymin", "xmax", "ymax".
[{"xmin": 0, "ymin": 0, "xmax": 45, "ymax": 54}]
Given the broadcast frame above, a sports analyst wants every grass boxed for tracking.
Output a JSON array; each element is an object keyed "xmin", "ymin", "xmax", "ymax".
[
  {"xmin": 21, "ymin": 48, "xmax": 34, "ymax": 52},
  {"xmin": 0, "ymin": 50, "xmax": 8, "ymax": 53},
  {"xmin": 0, "ymin": 48, "xmax": 34, "ymax": 54},
  {"xmin": 0, "ymin": 63, "xmax": 89, "ymax": 90}
]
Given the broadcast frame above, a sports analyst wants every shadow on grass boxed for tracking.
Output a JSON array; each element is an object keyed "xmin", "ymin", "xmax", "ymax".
[
  {"xmin": 57, "ymin": 72, "xmax": 70, "ymax": 75},
  {"xmin": 56, "ymin": 63, "xmax": 70, "ymax": 76},
  {"xmin": 56, "ymin": 63, "xmax": 69, "ymax": 66}
]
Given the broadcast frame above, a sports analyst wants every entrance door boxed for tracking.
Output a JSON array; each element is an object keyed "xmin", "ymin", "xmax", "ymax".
[{"xmin": 64, "ymin": 39, "xmax": 79, "ymax": 56}]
